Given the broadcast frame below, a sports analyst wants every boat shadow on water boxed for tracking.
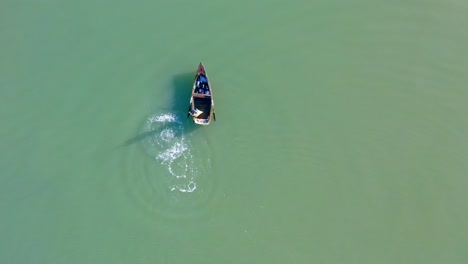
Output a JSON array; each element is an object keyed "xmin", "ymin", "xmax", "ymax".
[{"xmin": 119, "ymin": 71, "xmax": 200, "ymax": 148}]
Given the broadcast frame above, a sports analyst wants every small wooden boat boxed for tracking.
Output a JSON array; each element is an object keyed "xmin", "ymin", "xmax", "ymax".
[{"xmin": 187, "ymin": 62, "xmax": 216, "ymax": 125}]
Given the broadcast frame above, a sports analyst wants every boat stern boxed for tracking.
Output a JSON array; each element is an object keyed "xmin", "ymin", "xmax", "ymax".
[{"xmin": 193, "ymin": 118, "xmax": 210, "ymax": 125}]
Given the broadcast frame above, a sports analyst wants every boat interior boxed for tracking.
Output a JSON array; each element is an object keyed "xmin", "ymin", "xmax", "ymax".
[
  {"xmin": 194, "ymin": 75, "xmax": 211, "ymax": 97},
  {"xmin": 192, "ymin": 74, "xmax": 212, "ymax": 119},
  {"xmin": 193, "ymin": 97, "xmax": 211, "ymax": 119}
]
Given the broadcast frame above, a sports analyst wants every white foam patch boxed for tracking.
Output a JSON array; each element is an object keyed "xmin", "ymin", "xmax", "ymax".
[
  {"xmin": 176, "ymin": 181, "xmax": 197, "ymax": 193},
  {"xmin": 157, "ymin": 141, "xmax": 187, "ymax": 161},
  {"xmin": 142, "ymin": 113, "xmax": 200, "ymax": 193},
  {"xmin": 160, "ymin": 128, "xmax": 175, "ymax": 142},
  {"xmin": 148, "ymin": 113, "xmax": 178, "ymax": 123}
]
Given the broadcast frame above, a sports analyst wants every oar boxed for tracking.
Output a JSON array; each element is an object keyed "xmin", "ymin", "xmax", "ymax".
[
  {"xmin": 213, "ymin": 109, "xmax": 216, "ymax": 121},
  {"xmin": 187, "ymin": 105, "xmax": 191, "ymax": 118}
]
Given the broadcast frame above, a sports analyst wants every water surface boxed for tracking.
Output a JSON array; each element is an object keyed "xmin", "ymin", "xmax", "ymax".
[{"xmin": 1, "ymin": 0, "xmax": 467, "ymax": 263}]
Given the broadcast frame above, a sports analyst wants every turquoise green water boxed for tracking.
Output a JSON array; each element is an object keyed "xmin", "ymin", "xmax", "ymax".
[{"xmin": 1, "ymin": 1, "xmax": 467, "ymax": 263}]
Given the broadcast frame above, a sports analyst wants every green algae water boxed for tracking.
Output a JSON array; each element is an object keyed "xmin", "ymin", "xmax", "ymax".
[{"xmin": 1, "ymin": 0, "xmax": 467, "ymax": 263}]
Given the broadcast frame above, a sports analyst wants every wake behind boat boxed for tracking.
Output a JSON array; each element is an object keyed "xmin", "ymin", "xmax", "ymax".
[{"xmin": 187, "ymin": 63, "xmax": 216, "ymax": 125}]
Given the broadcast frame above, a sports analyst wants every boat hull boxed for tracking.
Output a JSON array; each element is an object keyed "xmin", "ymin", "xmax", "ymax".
[{"xmin": 188, "ymin": 63, "xmax": 215, "ymax": 125}]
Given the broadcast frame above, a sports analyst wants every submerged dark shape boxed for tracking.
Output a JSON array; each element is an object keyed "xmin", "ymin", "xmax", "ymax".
[{"xmin": 187, "ymin": 62, "xmax": 216, "ymax": 125}]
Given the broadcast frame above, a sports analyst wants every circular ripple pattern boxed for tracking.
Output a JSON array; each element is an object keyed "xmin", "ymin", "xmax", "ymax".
[{"xmin": 124, "ymin": 112, "xmax": 215, "ymax": 219}]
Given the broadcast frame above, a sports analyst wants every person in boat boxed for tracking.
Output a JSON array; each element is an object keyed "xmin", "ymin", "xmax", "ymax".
[{"xmin": 189, "ymin": 108, "xmax": 203, "ymax": 117}]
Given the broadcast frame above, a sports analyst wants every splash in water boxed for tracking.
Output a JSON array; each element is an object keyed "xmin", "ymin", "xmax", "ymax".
[{"xmin": 142, "ymin": 113, "xmax": 198, "ymax": 193}]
